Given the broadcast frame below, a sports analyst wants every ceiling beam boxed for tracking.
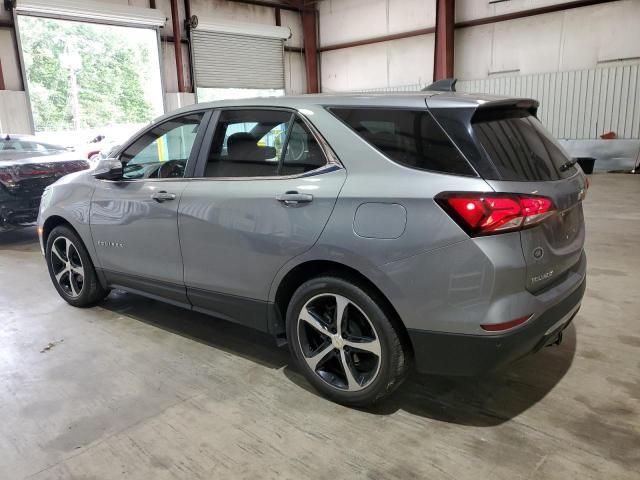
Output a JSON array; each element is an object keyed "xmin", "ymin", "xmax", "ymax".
[
  {"xmin": 318, "ymin": 27, "xmax": 435, "ymax": 53},
  {"xmin": 226, "ymin": 0, "xmax": 303, "ymax": 12},
  {"xmin": 455, "ymin": 0, "xmax": 620, "ymax": 29}
]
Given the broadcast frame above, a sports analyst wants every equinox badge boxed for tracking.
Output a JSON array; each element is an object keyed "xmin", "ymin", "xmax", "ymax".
[
  {"xmin": 97, "ymin": 240, "xmax": 125, "ymax": 248},
  {"xmin": 531, "ymin": 270, "xmax": 554, "ymax": 283}
]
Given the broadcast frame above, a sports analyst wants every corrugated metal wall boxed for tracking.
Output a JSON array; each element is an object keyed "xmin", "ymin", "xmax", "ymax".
[{"xmin": 358, "ymin": 63, "xmax": 640, "ymax": 140}]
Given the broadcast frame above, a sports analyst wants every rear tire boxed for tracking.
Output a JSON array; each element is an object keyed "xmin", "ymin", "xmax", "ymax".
[
  {"xmin": 286, "ymin": 276, "xmax": 411, "ymax": 407},
  {"xmin": 45, "ymin": 225, "xmax": 108, "ymax": 307}
]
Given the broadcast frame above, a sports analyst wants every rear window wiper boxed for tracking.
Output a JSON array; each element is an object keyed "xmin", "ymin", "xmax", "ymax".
[{"xmin": 560, "ymin": 158, "xmax": 578, "ymax": 172}]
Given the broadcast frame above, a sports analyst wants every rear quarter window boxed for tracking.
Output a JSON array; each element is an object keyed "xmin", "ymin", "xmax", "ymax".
[{"xmin": 329, "ymin": 107, "xmax": 476, "ymax": 176}]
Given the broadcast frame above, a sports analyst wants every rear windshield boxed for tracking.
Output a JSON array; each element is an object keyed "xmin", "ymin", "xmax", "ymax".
[
  {"xmin": 329, "ymin": 108, "xmax": 476, "ymax": 176},
  {"xmin": 472, "ymin": 110, "xmax": 576, "ymax": 181}
]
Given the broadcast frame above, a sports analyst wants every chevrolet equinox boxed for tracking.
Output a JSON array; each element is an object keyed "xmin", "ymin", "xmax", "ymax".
[{"xmin": 38, "ymin": 89, "xmax": 587, "ymax": 406}]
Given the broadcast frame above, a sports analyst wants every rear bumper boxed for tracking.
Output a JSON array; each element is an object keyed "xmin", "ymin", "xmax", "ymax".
[{"xmin": 408, "ymin": 275, "xmax": 585, "ymax": 376}]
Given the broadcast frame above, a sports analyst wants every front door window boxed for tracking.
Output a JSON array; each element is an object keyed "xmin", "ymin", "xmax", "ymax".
[{"xmin": 119, "ymin": 112, "xmax": 205, "ymax": 180}]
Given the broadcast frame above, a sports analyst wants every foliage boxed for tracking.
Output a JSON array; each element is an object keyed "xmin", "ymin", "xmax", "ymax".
[{"xmin": 19, "ymin": 17, "xmax": 156, "ymax": 132}]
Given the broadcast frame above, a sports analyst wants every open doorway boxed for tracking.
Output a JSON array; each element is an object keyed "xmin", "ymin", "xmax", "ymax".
[{"xmin": 17, "ymin": 15, "xmax": 164, "ymax": 158}]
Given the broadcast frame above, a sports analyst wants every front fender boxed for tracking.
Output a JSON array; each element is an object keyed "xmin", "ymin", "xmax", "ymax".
[{"xmin": 38, "ymin": 172, "xmax": 98, "ymax": 264}]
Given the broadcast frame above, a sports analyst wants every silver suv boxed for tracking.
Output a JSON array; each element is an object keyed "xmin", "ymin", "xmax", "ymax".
[{"xmin": 38, "ymin": 91, "xmax": 587, "ymax": 406}]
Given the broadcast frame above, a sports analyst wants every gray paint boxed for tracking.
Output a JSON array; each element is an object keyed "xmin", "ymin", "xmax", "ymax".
[
  {"xmin": 39, "ymin": 91, "xmax": 587, "ymax": 340},
  {"xmin": 484, "ymin": 175, "xmax": 587, "ymax": 293},
  {"xmin": 37, "ymin": 170, "xmax": 98, "ymax": 262},
  {"xmin": 353, "ymin": 203, "xmax": 406, "ymax": 239},
  {"xmin": 178, "ymin": 169, "xmax": 346, "ymax": 300},
  {"xmin": 90, "ymin": 180, "xmax": 188, "ymax": 286}
]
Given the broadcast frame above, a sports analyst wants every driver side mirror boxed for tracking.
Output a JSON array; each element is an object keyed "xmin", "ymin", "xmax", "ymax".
[{"xmin": 92, "ymin": 158, "xmax": 123, "ymax": 180}]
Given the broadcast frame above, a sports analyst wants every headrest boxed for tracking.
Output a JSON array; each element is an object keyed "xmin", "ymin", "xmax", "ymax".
[
  {"xmin": 227, "ymin": 132, "xmax": 276, "ymax": 162},
  {"xmin": 227, "ymin": 132, "xmax": 255, "ymax": 149}
]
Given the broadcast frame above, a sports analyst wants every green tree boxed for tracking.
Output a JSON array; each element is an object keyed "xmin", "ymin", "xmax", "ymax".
[{"xmin": 19, "ymin": 17, "xmax": 156, "ymax": 132}]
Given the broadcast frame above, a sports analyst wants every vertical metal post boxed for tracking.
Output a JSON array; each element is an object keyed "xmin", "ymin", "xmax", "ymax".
[
  {"xmin": 301, "ymin": 8, "xmax": 318, "ymax": 93},
  {"xmin": 12, "ymin": 12, "xmax": 35, "ymax": 134},
  {"xmin": 156, "ymin": 28, "xmax": 167, "ymax": 113},
  {"xmin": 434, "ymin": 0, "xmax": 455, "ymax": 81},
  {"xmin": 183, "ymin": 0, "xmax": 194, "ymax": 93},
  {"xmin": 183, "ymin": 0, "xmax": 191, "ymax": 20},
  {"xmin": 0, "ymin": 60, "xmax": 5, "ymax": 90},
  {"xmin": 169, "ymin": 0, "xmax": 186, "ymax": 93},
  {"xmin": 275, "ymin": 6, "xmax": 282, "ymax": 26}
]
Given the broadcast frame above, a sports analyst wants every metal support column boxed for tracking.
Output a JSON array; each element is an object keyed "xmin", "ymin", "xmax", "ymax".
[
  {"xmin": 434, "ymin": 0, "xmax": 455, "ymax": 81},
  {"xmin": 301, "ymin": 8, "xmax": 318, "ymax": 93},
  {"xmin": 169, "ymin": 0, "xmax": 187, "ymax": 93}
]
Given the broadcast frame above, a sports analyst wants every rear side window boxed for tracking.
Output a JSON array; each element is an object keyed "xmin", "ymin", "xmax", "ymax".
[
  {"xmin": 329, "ymin": 108, "xmax": 475, "ymax": 176},
  {"xmin": 203, "ymin": 110, "xmax": 328, "ymax": 178},
  {"xmin": 473, "ymin": 110, "xmax": 576, "ymax": 181}
]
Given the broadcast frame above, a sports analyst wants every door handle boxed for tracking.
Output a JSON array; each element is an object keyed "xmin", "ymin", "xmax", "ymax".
[
  {"xmin": 151, "ymin": 191, "xmax": 176, "ymax": 202},
  {"xmin": 275, "ymin": 192, "xmax": 313, "ymax": 206}
]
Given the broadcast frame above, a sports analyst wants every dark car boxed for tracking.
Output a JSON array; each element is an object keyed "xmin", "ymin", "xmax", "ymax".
[{"xmin": 0, "ymin": 134, "xmax": 90, "ymax": 231}]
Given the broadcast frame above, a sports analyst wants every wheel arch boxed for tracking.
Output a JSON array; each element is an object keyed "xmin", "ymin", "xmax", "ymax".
[
  {"xmin": 42, "ymin": 215, "xmax": 76, "ymax": 245},
  {"xmin": 42, "ymin": 215, "xmax": 106, "ymax": 289},
  {"xmin": 271, "ymin": 259, "xmax": 412, "ymax": 354}
]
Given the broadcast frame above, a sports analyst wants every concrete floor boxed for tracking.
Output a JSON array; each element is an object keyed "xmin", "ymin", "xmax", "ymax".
[{"xmin": 1, "ymin": 173, "xmax": 639, "ymax": 480}]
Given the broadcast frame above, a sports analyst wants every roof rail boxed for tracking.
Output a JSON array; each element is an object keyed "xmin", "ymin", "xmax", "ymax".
[{"xmin": 422, "ymin": 78, "xmax": 457, "ymax": 92}]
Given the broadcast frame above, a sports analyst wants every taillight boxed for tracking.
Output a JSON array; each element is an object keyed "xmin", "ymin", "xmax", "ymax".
[
  {"xmin": 0, "ymin": 170, "xmax": 13, "ymax": 186},
  {"xmin": 436, "ymin": 192, "xmax": 556, "ymax": 236}
]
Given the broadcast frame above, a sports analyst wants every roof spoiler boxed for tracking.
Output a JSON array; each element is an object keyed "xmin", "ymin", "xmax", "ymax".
[
  {"xmin": 422, "ymin": 78, "xmax": 457, "ymax": 92},
  {"xmin": 477, "ymin": 98, "xmax": 539, "ymax": 115}
]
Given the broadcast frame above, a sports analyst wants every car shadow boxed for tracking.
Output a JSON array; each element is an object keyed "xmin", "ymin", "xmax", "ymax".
[
  {"xmin": 0, "ymin": 226, "xmax": 40, "ymax": 252},
  {"xmin": 99, "ymin": 290, "xmax": 577, "ymax": 427},
  {"xmin": 287, "ymin": 322, "xmax": 577, "ymax": 426},
  {"xmin": 99, "ymin": 290, "xmax": 290, "ymax": 369},
  {"xmin": 371, "ymin": 322, "xmax": 577, "ymax": 425}
]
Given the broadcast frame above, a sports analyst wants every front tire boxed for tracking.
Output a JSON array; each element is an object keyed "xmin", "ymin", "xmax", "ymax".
[
  {"xmin": 45, "ymin": 225, "xmax": 108, "ymax": 307},
  {"xmin": 287, "ymin": 276, "xmax": 411, "ymax": 406}
]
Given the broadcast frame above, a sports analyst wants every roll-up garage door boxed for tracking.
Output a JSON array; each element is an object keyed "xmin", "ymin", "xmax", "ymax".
[
  {"xmin": 190, "ymin": 19, "xmax": 291, "ymax": 90},
  {"xmin": 14, "ymin": 0, "xmax": 166, "ymax": 27}
]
